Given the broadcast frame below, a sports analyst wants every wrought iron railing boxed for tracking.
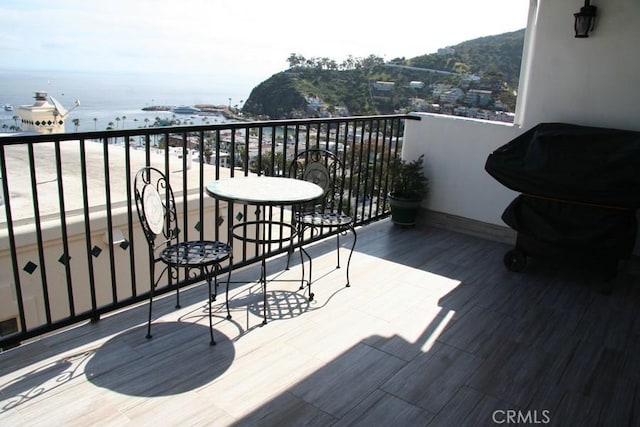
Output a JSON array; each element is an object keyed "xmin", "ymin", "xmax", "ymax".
[{"xmin": 0, "ymin": 114, "xmax": 418, "ymax": 349}]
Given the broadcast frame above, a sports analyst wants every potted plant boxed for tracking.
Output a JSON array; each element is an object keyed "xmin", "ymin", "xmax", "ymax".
[
  {"xmin": 388, "ymin": 154, "xmax": 429, "ymax": 226},
  {"xmin": 204, "ymin": 145, "xmax": 213, "ymax": 164}
]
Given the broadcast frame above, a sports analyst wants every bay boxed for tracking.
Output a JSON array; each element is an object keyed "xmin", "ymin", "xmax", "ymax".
[{"xmin": 0, "ymin": 69, "xmax": 249, "ymax": 133}]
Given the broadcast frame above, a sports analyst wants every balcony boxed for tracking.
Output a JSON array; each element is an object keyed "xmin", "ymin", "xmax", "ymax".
[
  {"xmin": 0, "ymin": 116, "xmax": 410, "ymax": 348},
  {"xmin": 1, "ymin": 215, "xmax": 640, "ymax": 424},
  {"xmin": 3, "ymin": 0, "xmax": 640, "ymax": 422},
  {"xmin": 1, "ymin": 113, "xmax": 640, "ymax": 425}
]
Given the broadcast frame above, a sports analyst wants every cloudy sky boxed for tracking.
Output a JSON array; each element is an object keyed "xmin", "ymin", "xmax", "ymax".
[{"xmin": 0, "ymin": 0, "xmax": 529, "ymax": 94}]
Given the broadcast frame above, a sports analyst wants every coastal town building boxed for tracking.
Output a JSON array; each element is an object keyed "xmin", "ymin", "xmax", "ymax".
[{"xmin": 17, "ymin": 91, "xmax": 79, "ymax": 134}]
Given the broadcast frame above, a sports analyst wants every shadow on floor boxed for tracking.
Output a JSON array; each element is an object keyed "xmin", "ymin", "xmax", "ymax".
[{"xmin": 85, "ymin": 322, "xmax": 235, "ymax": 397}]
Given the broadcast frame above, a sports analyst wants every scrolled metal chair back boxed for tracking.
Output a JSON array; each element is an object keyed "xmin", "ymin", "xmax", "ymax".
[
  {"xmin": 133, "ymin": 167, "xmax": 179, "ymax": 250},
  {"xmin": 289, "ymin": 149, "xmax": 347, "ymax": 213}
]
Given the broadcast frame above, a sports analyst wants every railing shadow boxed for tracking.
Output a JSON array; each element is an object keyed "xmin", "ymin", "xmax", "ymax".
[
  {"xmin": 0, "ymin": 249, "xmax": 343, "ymax": 408},
  {"xmin": 0, "ymin": 350, "xmax": 93, "ymax": 412}
]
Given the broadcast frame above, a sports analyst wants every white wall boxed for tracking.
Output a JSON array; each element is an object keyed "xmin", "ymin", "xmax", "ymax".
[
  {"xmin": 403, "ymin": 114, "xmax": 521, "ymax": 225},
  {"xmin": 520, "ymin": 0, "xmax": 640, "ymax": 131},
  {"xmin": 0, "ymin": 196, "xmax": 237, "ymax": 331},
  {"xmin": 403, "ymin": 0, "xmax": 640, "ymax": 228}
]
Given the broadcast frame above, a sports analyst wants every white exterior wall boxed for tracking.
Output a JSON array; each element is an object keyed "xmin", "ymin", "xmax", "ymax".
[
  {"xmin": 0, "ymin": 141, "xmax": 249, "ymax": 331},
  {"xmin": 0, "ymin": 196, "xmax": 238, "ymax": 331},
  {"xmin": 403, "ymin": 114, "xmax": 521, "ymax": 225},
  {"xmin": 518, "ymin": 0, "xmax": 640, "ymax": 131},
  {"xmin": 403, "ymin": 0, "xmax": 640, "ymax": 229}
]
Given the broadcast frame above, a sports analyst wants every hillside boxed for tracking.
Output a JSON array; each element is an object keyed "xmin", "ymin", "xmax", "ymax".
[{"xmin": 242, "ymin": 29, "xmax": 525, "ymax": 121}]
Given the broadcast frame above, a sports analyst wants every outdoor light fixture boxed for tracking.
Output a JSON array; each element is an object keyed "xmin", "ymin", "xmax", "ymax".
[{"xmin": 574, "ymin": 0, "xmax": 597, "ymax": 38}]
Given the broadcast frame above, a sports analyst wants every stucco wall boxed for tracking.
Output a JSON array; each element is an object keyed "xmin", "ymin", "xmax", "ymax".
[
  {"xmin": 403, "ymin": 0, "xmax": 640, "ymax": 228},
  {"xmin": 403, "ymin": 114, "xmax": 521, "ymax": 226},
  {"xmin": 519, "ymin": 0, "xmax": 640, "ymax": 131},
  {"xmin": 0, "ymin": 196, "xmax": 236, "ymax": 331}
]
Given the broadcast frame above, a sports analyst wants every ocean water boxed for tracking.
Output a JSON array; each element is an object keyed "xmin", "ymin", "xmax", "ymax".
[{"xmin": 0, "ymin": 69, "xmax": 250, "ymax": 133}]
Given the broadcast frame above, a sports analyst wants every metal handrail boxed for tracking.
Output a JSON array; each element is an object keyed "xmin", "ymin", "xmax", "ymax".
[{"xmin": 0, "ymin": 114, "xmax": 418, "ymax": 349}]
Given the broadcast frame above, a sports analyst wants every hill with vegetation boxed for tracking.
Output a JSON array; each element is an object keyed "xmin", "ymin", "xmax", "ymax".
[{"xmin": 242, "ymin": 29, "xmax": 525, "ymax": 121}]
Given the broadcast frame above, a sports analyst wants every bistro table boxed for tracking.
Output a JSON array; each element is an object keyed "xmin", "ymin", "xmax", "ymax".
[{"xmin": 206, "ymin": 176, "xmax": 324, "ymax": 324}]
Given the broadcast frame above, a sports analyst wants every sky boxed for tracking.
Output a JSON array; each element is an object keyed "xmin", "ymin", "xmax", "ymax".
[{"xmin": 0, "ymin": 0, "xmax": 529, "ymax": 96}]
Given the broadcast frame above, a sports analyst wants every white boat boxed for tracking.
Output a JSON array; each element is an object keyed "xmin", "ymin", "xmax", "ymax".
[
  {"xmin": 17, "ymin": 91, "xmax": 80, "ymax": 134},
  {"xmin": 3, "ymin": 104, "xmax": 13, "ymax": 111},
  {"xmin": 172, "ymin": 105, "xmax": 201, "ymax": 114}
]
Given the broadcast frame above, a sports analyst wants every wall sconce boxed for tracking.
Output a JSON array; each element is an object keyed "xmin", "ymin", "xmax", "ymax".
[{"xmin": 574, "ymin": 0, "xmax": 597, "ymax": 38}]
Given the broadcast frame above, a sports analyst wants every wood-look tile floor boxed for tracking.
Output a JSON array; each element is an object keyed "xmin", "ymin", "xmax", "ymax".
[{"xmin": 1, "ymin": 219, "xmax": 640, "ymax": 426}]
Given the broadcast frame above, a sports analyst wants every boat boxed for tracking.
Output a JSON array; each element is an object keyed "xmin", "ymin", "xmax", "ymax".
[
  {"xmin": 3, "ymin": 104, "xmax": 13, "ymax": 111},
  {"xmin": 171, "ymin": 105, "xmax": 201, "ymax": 114},
  {"xmin": 17, "ymin": 91, "xmax": 80, "ymax": 134}
]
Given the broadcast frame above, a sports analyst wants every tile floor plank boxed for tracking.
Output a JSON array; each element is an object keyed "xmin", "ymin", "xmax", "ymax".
[{"xmin": 1, "ymin": 220, "xmax": 640, "ymax": 426}]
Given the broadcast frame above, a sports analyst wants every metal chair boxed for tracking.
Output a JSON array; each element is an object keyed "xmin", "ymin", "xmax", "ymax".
[
  {"xmin": 288, "ymin": 149, "xmax": 356, "ymax": 300},
  {"xmin": 134, "ymin": 167, "xmax": 232, "ymax": 345}
]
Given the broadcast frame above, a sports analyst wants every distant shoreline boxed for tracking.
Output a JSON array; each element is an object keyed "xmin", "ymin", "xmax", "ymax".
[{"xmin": 142, "ymin": 104, "xmax": 244, "ymax": 121}]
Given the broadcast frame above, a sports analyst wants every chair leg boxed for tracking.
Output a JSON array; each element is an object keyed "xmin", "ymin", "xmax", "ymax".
[
  {"xmin": 344, "ymin": 226, "xmax": 357, "ymax": 288},
  {"xmin": 207, "ymin": 266, "xmax": 216, "ymax": 346},
  {"xmin": 175, "ymin": 266, "xmax": 181, "ymax": 309},
  {"xmin": 211, "ymin": 271, "xmax": 218, "ymax": 302},
  {"xmin": 147, "ymin": 264, "xmax": 155, "ymax": 339},
  {"xmin": 285, "ymin": 247, "xmax": 292, "ymax": 270},
  {"xmin": 225, "ymin": 255, "xmax": 233, "ymax": 320},
  {"xmin": 146, "ymin": 292, "xmax": 154, "ymax": 339},
  {"xmin": 300, "ymin": 246, "xmax": 314, "ymax": 301},
  {"xmin": 298, "ymin": 245, "xmax": 306, "ymax": 290},
  {"xmin": 336, "ymin": 233, "xmax": 341, "ymax": 269},
  {"xmin": 286, "ymin": 228, "xmax": 296, "ymax": 270}
]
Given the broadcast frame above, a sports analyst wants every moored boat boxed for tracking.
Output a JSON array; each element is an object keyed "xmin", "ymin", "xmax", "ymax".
[{"xmin": 171, "ymin": 105, "xmax": 201, "ymax": 114}]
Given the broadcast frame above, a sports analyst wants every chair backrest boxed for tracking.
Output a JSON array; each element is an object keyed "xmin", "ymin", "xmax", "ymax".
[
  {"xmin": 133, "ymin": 167, "xmax": 178, "ymax": 250},
  {"xmin": 289, "ymin": 149, "xmax": 348, "ymax": 214}
]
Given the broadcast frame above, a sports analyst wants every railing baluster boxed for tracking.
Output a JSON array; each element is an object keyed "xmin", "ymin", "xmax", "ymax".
[
  {"xmin": 27, "ymin": 143, "xmax": 52, "ymax": 323},
  {"xmin": 102, "ymin": 135, "xmax": 118, "ymax": 303},
  {"xmin": 0, "ymin": 114, "xmax": 416, "ymax": 348},
  {"xmin": 0, "ymin": 145, "xmax": 27, "ymax": 346},
  {"xmin": 124, "ymin": 136, "xmax": 137, "ymax": 299},
  {"xmin": 79, "ymin": 138, "xmax": 99, "ymax": 318},
  {"xmin": 342, "ymin": 120, "xmax": 353, "ymax": 217},
  {"xmin": 197, "ymin": 130, "xmax": 205, "ymax": 242},
  {"xmin": 54, "ymin": 140, "xmax": 75, "ymax": 317}
]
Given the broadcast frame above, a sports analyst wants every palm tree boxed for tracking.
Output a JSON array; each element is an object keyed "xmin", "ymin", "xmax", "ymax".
[
  {"xmin": 12, "ymin": 115, "xmax": 19, "ymax": 126},
  {"xmin": 121, "ymin": 115, "xmax": 127, "ymax": 129},
  {"xmin": 72, "ymin": 118, "xmax": 80, "ymax": 132},
  {"xmin": 93, "ymin": 117, "xmax": 98, "ymax": 130},
  {"xmin": 144, "ymin": 118, "xmax": 150, "ymax": 128},
  {"xmin": 115, "ymin": 116, "xmax": 121, "ymax": 128}
]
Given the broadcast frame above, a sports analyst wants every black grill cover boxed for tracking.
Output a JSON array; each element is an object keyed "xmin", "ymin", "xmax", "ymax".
[
  {"xmin": 485, "ymin": 123, "xmax": 640, "ymax": 208},
  {"xmin": 502, "ymin": 195, "xmax": 637, "ymax": 257}
]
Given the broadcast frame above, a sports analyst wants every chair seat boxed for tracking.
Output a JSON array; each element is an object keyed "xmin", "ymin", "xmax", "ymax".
[
  {"xmin": 160, "ymin": 241, "xmax": 231, "ymax": 268},
  {"xmin": 299, "ymin": 211, "xmax": 353, "ymax": 227}
]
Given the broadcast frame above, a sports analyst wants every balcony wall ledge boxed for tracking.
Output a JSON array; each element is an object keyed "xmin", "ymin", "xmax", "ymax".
[
  {"xmin": 403, "ymin": 112, "xmax": 523, "ymax": 228},
  {"xmin": 408, "ymin": 111, "xmax": 519, "ymax": 128},
  {"xmin": 418, "ymin": 208, "xmax": 516, "ymax": 245}
]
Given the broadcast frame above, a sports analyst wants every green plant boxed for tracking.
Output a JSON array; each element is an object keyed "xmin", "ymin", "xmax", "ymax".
[
  {"xmin": 389, "ymin": 154, "xmax": 429, "ymax": 200},
  {"xmin": 203, "ymin": 142, "xmax": 213, "ymax": 163}
]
